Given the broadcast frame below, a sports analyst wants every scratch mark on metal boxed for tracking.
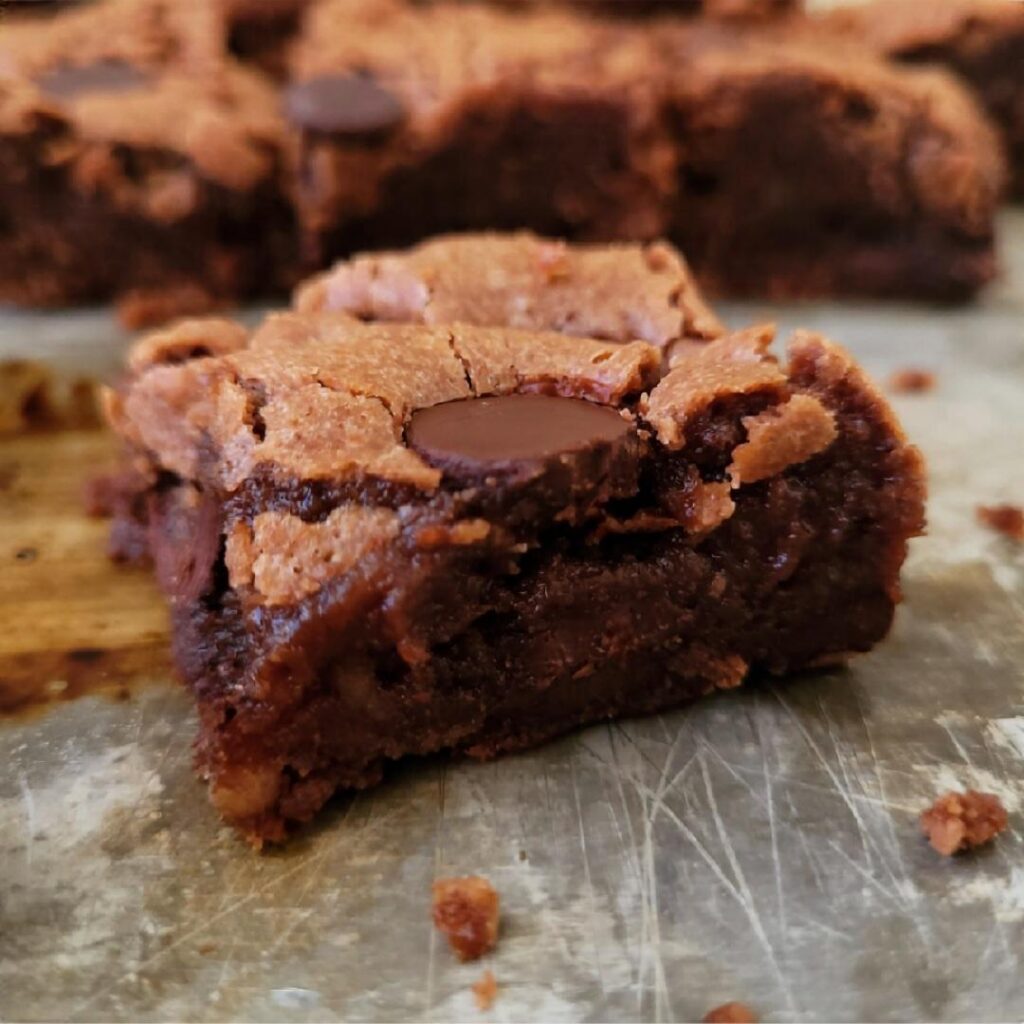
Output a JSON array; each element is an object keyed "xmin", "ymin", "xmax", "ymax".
[
  {"xmin": 756, "ymin": 702, "xmax": 788, "ymax": 943},
  {"xmin": 424, "ymin": 765, "xmax": 447, "ymax": 1016},
  {"xmin": 17, "ymin": 771, "xmax": 37, "ymax": 867},
  {"xmin": 70, "ymin": 847, "xmax": 334, "ymax": 1017},
  {"xmin": 698, "ymin": 753, "xmax": 797, "ymax": 1015},
  {"xmin": 570, "ymin": 758, "xmax": 609, "ymax": 996}
]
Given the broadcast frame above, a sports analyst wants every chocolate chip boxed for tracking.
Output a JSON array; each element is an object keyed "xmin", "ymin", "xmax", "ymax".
[
  {"xmin": 407, "ymin": 393, "xmax": 633, "ymax": 484},
  {"xmin": 36, "ymin": 60, "xmax": 152, "ymax": 100},
  {"xmin": 284, "ymin": 74, "xmax": 404, "ymax": 138},
  {"xmin": 148, "ymin": 490, "xmax": 222, "ymax": 605}
]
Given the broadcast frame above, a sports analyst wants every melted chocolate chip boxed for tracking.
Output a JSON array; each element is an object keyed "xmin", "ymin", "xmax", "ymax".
[
  {"xmin": 36, "ymin": 60, "xmax": 153, "ymax": 100},
  {"xmin": 408, "ymin": 393, "xmax": 634, "ymax": 486},
  {"xmin": 284, "ymin": 74, "xmax": 405, "ymax": 138},
  {"xmin": 148, "ymin": 489, "xmax": 222, "ymax": 605}
]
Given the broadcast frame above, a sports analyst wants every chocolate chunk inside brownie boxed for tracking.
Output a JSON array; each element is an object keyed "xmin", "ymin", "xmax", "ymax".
[{"xmin": 105, "ymin": 236, "xmax": 925, "ymax": 844}]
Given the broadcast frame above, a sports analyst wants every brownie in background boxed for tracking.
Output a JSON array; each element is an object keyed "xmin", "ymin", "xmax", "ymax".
[
  {"xmin": 658, "ymin": 20, "xmax": 1006, "ymax": 300},
  {"xmin": 0, "ymin": 0, "xmax": 294, "ymax": 313},
  {"xmin": 818, "ymin": 0, "xmax": 1024, "ymax": 197},
  {"xmin": 285, "ymin": 0, "xmax": 675, "ymax": 263},
  {"xmin": 284, "ymin": 0, "xmax": 1005, "ymax": 300}
]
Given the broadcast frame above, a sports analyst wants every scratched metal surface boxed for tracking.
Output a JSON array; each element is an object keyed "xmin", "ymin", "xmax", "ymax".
[{"xmin": 1, "ymin": 213, "xmax": 1023, "ymax": 1024}]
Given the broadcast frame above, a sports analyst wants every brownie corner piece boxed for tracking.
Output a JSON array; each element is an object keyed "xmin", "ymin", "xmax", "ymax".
[
  {"xmin": 0, "ymin": 0, "xmax": 294, "ymax": 311},
  {"xmin": 109, "ymin": 246, "xmax": 924, "ymax": 842}
]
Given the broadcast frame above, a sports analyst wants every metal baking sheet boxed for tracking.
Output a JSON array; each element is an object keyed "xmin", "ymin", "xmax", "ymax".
[{"xmin": 1, "ymin": 213, "xmax": 1022, "ymax": 1023}]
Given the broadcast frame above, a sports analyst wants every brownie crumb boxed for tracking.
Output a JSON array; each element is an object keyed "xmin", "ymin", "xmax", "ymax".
[
  {"xmin": 704, "ymin": 1001, "xmax": 758, "ymax": 1023},
  {"xmin": 977, "ymin": 504, "xmax": 1024, "ymax": 542},
  {"xmin": 920, "ymin": 790, "xmax": 1009, "ymax": 856},
  {"xmin": 472, "ymin": 969, "xmax": 498, "ymax": 1011},
  {"xmin": 432, "ymin": 876, "xmax": 499, "ymax": 961},
  {"xmin": 888, "ymin": 368, "xmax": 936, "ymax": 394}
]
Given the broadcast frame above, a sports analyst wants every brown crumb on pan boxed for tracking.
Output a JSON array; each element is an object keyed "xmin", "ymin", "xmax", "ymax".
[
  {"xmin": 472, "ymin": 969, "xmax": 498, "ymax": 1011},
  {"xmin": 977, "ymin": 504, "xmax": 1024, "ymax": 541},
  {"xmin": 703, "ymin": 1001, "xmax": 759, "ymax": 1023},
  {"xmin": 432, "ymin": 876, "xmax": 499, "ymax": 961},
  {"xmin": 920, "ymin": 790, "xmax": 1008, "ymax": 856},
  {"xmin": 888, "ymin": 368, "xmax": 936, "ymax": 393}
]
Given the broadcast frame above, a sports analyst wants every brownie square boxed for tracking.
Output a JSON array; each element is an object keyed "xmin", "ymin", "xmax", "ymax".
[
  {"xmin": 817, "ymin": 0, "xmax": 1024, "ymax": 198},
  {"xmin": 0, "ymin": 0, "xmax": 294, "ymax": 314},
  {"xmin": 284, "ymin": 0, "xmax": 1004, "ymax": 301},
  {"xmin": 285, "ymin": 0, "xmax": 675, "ymax": 265},
  {"xmin": 657, "ymin": 21, "xmax": 1007, "ymax": 300},
  {"xmin": 106, "ymin": 235, "xmax": 924, "ymax": 844}
]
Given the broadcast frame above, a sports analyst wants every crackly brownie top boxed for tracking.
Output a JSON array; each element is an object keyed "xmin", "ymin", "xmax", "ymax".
[
  {"xmin": 0, "ymin": 0, "xmax": 283, "ymax": 191},
  {"xmin": 657, "ymin": 20, "xmax": 1006, "ymax": 234},
  {"xmin": 295, "ymin": 233, "xmax": 723, "ymax": 350},
  {"xmin": 109, "ymin": 311, "xmax": 661, "ymax": 493},
  {"xmin": 816, "ymin": 0, "xmax": 1024, "ymax": 56},
  {"xmin": 286, "ymin": 0, "xmax": 657, "ymax": 135},
  {"xmin": 109, "ymin": 311, "xmax": 861, "ymax": 606}
]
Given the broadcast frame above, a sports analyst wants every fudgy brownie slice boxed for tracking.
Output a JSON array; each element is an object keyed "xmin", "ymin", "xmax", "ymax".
[
  {"xmin": 657, "ymin": 21, "xmax": 1007, "ymax": 300},
  {"xmin": 816, "ymin": 0, "xmax": 1024, "ymax": 198},
  {"xmin": 0, "ymin": 0, "xmax": 292, "ymax": 314},
  {"xmin": 286, "ymin": 1, "xmax": 1003, "ymax": 300},
  {"xmin": 285, "ymin": 0, "xmax": 675, "ymax": 264},
  {"xmin": 106, "ymin": 292, "xmax": 924, "ymax": 843},
  {"xmin": 294, "ymin": 232, "xmax": 724, "ymax": 355}
]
